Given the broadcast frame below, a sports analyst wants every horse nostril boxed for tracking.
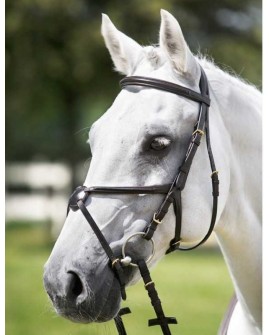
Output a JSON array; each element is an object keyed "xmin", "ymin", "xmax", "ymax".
[{"xmin": 67, "ymin": 272, "xmax": 84, "ymax": 298}]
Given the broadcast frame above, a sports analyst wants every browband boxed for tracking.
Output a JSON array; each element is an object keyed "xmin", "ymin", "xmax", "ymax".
[{"xmin": 120, "ymin": 76, "xmax": 211, "ymax": 106}]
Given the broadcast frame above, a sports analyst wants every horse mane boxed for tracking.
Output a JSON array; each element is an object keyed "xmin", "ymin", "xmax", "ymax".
[
  {"xmin": 137, "ymin": 46, "xmax": 261, "ymax": 112},
  {"xmin": 197, "ymin": 55, "xmax": 261, "ymax": 112}
]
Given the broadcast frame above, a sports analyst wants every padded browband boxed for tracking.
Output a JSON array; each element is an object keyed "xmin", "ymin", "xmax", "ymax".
[{"xmin": 120, "ymin": 76, "xmax": 211, "ymax": 106}]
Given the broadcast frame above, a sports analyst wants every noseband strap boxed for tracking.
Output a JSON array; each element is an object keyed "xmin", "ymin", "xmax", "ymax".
[
  {"xmin": 66, "ymin": 67, "xmax": 219, "ymax": 335},
  {"xmin": 84, "ymin": 185, "xmax": 171, "ymax": 194},
  {"xmin": 69, "ymin": 187, "xmax": 127, "ymax": 300}
]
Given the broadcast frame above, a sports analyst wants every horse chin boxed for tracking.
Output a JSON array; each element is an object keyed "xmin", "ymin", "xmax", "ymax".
[{"xmin": 56, "ymin": 287, "xmax": 121, "ymax": 324}]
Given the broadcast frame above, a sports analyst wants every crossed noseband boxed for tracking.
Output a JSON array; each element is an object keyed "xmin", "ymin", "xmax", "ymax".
[{"xmin": 67, "ymin": 67, "xmax": 219, "ymax": 335}]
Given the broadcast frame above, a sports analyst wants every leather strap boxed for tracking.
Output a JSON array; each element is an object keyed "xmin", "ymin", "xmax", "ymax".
[
  {"xmin": 114, "ymin": 307, "xmax": 131, "ymax": 335},
  {"xmin": 143, "ymin": 69, "xmax": 208, "ymax": 242},
  {"xmin": 165, "ymin": 191, "xmax": 182, "ymax": 254},
  {"xmin": 138, "ymin": 259, "xmax": 177, "ymax": 335},
  {"xmin": 84, "ymin": 185, "xmax": 171, "ymax": 194},
  {"xmin": 169, "ymin": 68, "xmax": 219, "ymax": 251},
  {"xmin": 120, "ymin": 76, "xmax": 211, "ymax": 106},
  {"xmin": 77, "ymin": 199, "xmax": 127, "ymax": 300}
]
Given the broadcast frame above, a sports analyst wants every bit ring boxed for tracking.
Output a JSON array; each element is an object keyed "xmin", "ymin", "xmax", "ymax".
[{"xmin": 121, "ymin": 232, "xmax": 155, "ymax": 267}]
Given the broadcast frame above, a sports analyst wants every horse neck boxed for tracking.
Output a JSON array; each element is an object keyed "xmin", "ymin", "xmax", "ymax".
[{"xmin": 204, "ymin": 62, "xmax": 262, "ymax": 331}]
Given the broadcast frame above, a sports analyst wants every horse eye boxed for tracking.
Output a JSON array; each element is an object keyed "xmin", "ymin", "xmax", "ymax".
[{"xmin": 150, "ymin": 137, "xmax": 171, "ymax": 151}]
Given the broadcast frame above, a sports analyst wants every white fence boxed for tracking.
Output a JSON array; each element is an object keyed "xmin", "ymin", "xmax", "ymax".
[{"xmin": 6, "ymin": 162, "xmax": 82, "ymax": 236}]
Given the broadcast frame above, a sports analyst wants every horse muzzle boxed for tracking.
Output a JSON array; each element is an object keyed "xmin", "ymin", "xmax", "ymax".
[{"xmin": 43, "ymin": 261, "xmax": 122, "ymax": 323}]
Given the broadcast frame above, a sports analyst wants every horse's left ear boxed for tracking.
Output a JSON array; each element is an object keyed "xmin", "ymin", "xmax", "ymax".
[
  {"xmin": 159, "ymin": 9, "xmax": 200, "ymax": 82},
  {"xmin": 101, "ymin": 14, "xmax": 142, "ymax": 75}
]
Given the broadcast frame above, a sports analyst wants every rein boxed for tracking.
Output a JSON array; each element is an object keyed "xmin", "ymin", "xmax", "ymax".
[{"xmin": 67, "ymin": 67, "xmax": 219, "ymax": 335}]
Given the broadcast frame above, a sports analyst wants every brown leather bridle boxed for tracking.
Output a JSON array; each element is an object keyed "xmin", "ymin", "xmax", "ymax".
[{"xmin": 67, "ymin": 67, "xmax": 219, "ymax": 335}]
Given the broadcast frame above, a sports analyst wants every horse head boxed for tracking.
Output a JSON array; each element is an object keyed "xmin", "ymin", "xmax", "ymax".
[{"xmin": 43, "ymin": 10, "xmax": 229, "ymax": 324}]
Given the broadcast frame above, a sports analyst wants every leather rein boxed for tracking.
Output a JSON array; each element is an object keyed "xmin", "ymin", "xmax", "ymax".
[{"xmin": 67, "ymin": 67, "xmax": 219, "ymax": 335}]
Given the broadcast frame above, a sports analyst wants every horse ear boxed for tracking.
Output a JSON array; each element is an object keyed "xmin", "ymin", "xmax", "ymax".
[
  {"xmin": 101, "ymin": 14, "xmax": 142, "ymax": 75},
  {"xmin": 159, "ymin": 9, "xmax": 200, "ymax": 82}
]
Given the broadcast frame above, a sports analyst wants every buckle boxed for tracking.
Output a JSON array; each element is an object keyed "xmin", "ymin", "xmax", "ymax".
[
  {"xmin": 211, "ymin": 170, "xmax": 219, "ymax": 177},
  {"xmin": 68, "ymin": 186, "xmax": 88, "ymax": 212},
  {"xmin": 152, "ymin": 213, "xmax": 162, "ymax": 225},
  {"xmin": 192, "ymin": 129, "xmax": 204, "ymax": 136},
  {"xmin": 143, "ymin": 213, "xmax": 164, "ymax": 240}
]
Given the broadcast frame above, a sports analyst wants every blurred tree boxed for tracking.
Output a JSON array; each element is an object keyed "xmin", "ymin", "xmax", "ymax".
[{"xmin": 6, "ymin": 0, "xmax": 261, "ymax": 184}]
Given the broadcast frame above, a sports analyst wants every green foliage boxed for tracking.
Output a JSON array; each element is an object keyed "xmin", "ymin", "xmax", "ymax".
[
  {"xmin": 6, "ymin": 0, "xmax": 261, "ymax": 163},
  {"xmin": 6, "ymin": 224, "xmax": 233, "ymax": 335}
]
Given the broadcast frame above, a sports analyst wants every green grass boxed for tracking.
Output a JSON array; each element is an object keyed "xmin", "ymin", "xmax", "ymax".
[{"xmin": 6, "ymin": 224, "xmax": 233, "ymax": 335}]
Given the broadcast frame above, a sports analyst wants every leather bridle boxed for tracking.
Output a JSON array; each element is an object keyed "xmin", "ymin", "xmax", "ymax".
[{"xmin": 67, "ymin": 67, "xmax": 219, "ymax": 335}]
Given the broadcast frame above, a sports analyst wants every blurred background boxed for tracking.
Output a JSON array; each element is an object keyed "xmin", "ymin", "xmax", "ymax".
[{"xmin": 6, "ymin": 0, "xmax": 261, "ymax": 334}]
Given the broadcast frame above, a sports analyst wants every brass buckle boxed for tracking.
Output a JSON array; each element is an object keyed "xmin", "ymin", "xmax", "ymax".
[
  {"xmin": 111, "ymin": 258, "xmax": 120, "ymax": 268},
  {"xmin": 192, "ymin": 129, "xmax": 204, "ymax": 136},
  {"xmin": 211, "ymin": 170, "xmax": 219, "ymax": 177},
  {"xmin": 153, "ymin": 213, "xmax": 162, "ymax": 225}
]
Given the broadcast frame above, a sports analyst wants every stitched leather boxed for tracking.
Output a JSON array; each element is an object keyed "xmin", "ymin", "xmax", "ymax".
[{"xmin": 120, "ymin": 76, "xmax": 211, "ymax": 106}]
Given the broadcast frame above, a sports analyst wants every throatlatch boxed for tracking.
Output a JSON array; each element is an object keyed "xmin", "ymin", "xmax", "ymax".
[{"xmin": 67, "ymin": 67, "xmax": 219, "ymax": 335}]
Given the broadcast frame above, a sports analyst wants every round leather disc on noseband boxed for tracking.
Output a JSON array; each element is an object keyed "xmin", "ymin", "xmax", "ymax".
[{"xmin": 68, "ymin": 186, "xmax": 89, "ymax": 212}]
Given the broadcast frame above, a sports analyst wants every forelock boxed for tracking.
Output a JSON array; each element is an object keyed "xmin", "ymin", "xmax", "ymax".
[{"xmin": 133, "ymin": 46, "xmax": 167, "ymax": 73}]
